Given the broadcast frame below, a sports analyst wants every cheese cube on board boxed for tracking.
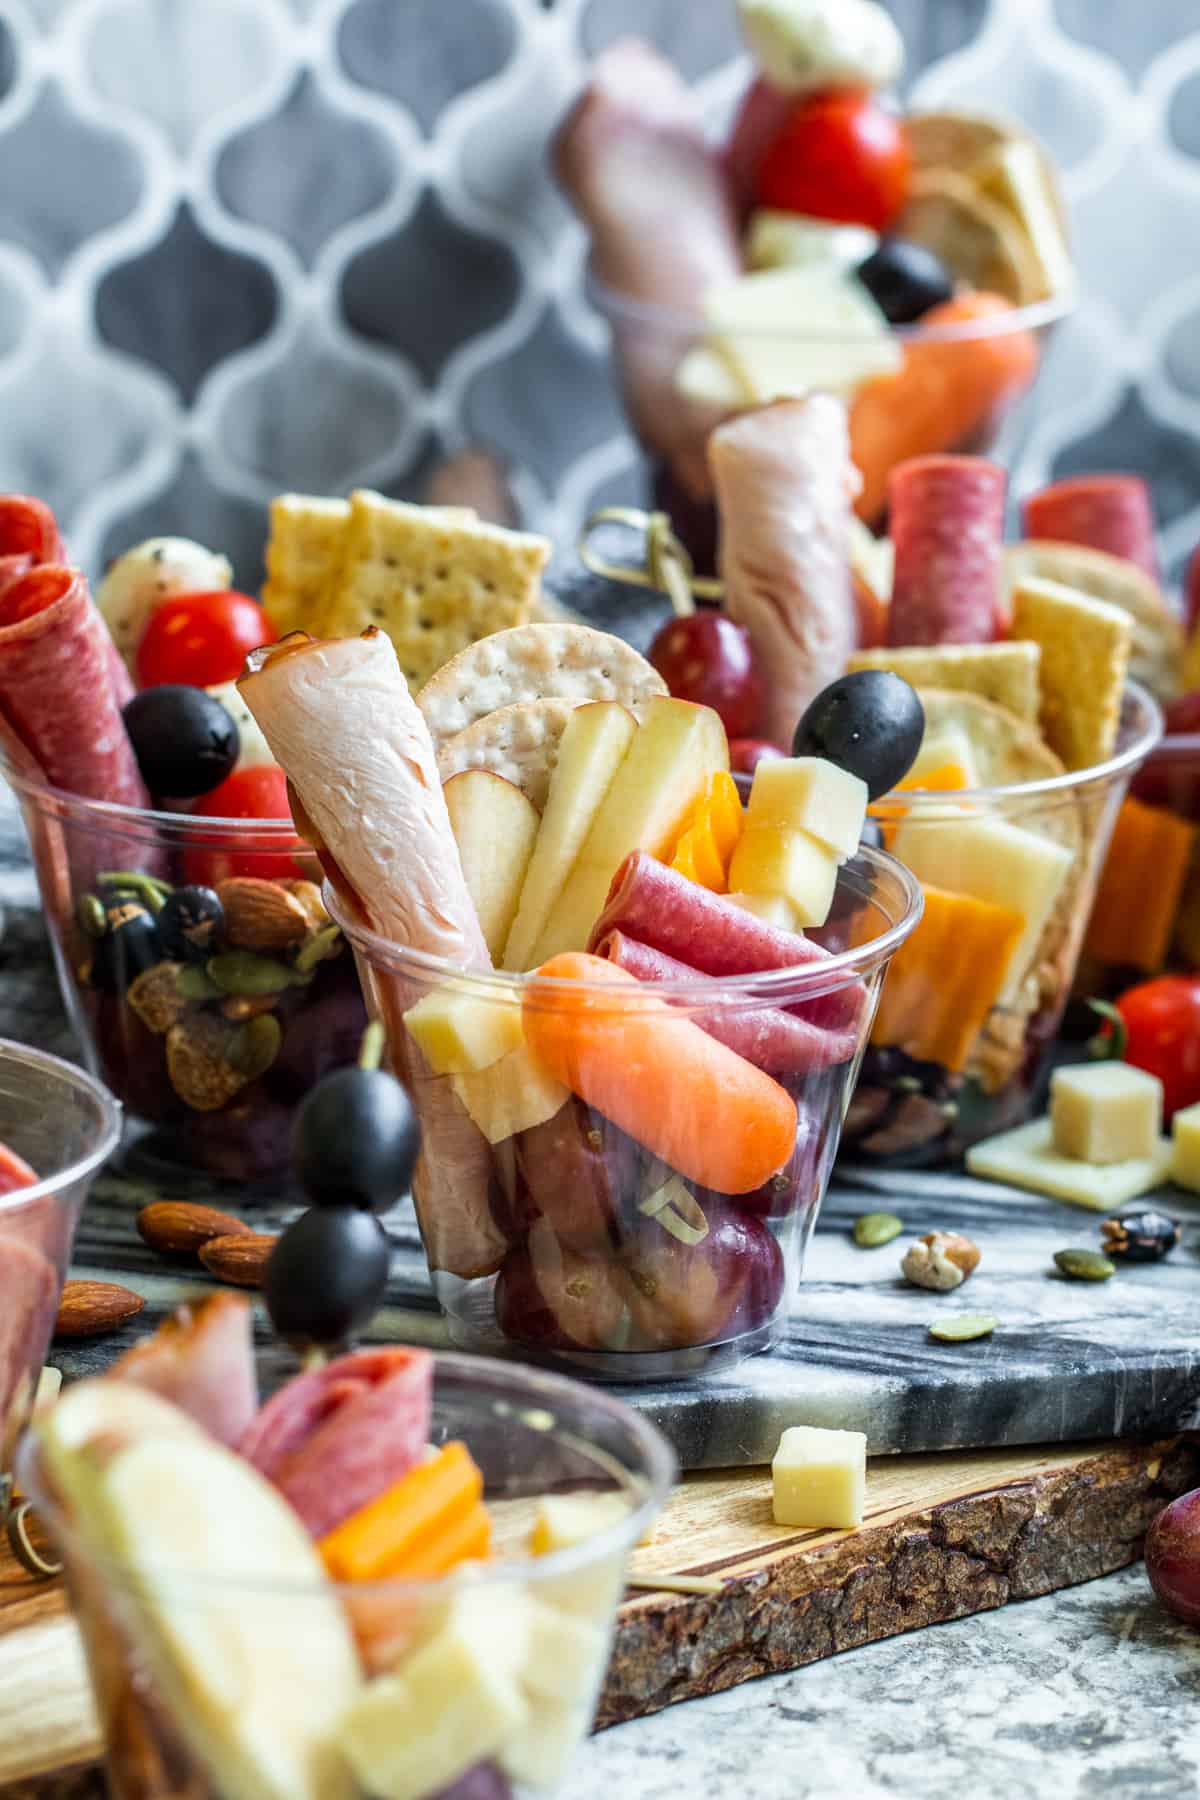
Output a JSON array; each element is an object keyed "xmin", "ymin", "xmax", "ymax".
[
  {"xmin": 728, "ymin": 823, "xmax": 838, "ymax": 926},
  {"xmin": 966, "ymin": 1118, "xmax": 1173, "ymax": 1210},
  {"xmin": 1050, "ymin": 1062, "xmax": 1162, "ymax": 1165},
  {"xmin": 746, "ymin": 757, "xmax": 868, "ymax": 859},
  {"xmin": 772, "ymin": 1426, "xmax": 866, "ymax": 1529},
  {"xmin": 1171, "ymin": 1101, "xmax": 1200, "ymax": 1192}
]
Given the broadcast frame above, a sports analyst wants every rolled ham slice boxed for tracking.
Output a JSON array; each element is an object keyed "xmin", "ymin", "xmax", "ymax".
[
  {"xmin": 239, "ymin": 631, "xmax": 505, "ymax": 1281},
  {"xmin": 239, "ymin": 1347, "xmax": 432, "ymax": 1540},
  {"xmin": 888, "ymin": 455, "xmax": 1007, "ymax": 646},
  {"xmin": 588, "ymin": 852, "xmax": 863, "ymax": 1031},
  {"xmin": 108, "ymin": 1293, "xmax": 258, "ymax": 1449},
  {"xmin": 1022, "ymin": 474, "xmax": 1158, "ymax": 581},
  {"xmin": 596, "ymin": 930, "xmax": 857, "ymax": 1073},
  {"xmin": 710, "ymin": 396, "xmax": 858, "ymax": 747}
]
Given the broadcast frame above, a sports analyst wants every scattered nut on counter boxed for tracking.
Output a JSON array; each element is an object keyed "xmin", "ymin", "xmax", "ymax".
[{"xmin": 901, "ymin": 1230, "xmax": 981, "ymax": 1292}]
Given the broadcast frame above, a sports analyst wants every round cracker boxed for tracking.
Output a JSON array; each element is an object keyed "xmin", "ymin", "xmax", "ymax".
[
  {"xmin": 436, "ymin": 698, "xmax": 575, "ymax": 809},
  {"xmin": 893, "ymin": 171, "xmax": 1043, "ymax": 307},
  {"xmin": 416, "ymin": 623, "xmax": 666, "ymax": 744},
  {"xmin": 918, "ymin": 688, "xmax": 1064, "ymax": 787},
  {"xmin": 906, "ymin": 108, "xmax": 1068, "ymax": 236},
  {"xmin": 1004, "ymin": 540, "xmax": 1183, "ymax": 702}
]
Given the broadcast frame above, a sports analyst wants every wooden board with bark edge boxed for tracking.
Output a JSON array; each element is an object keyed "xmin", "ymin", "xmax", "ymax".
[{"xmin": 1, "ymin": 1437, "xmax": 1197, "ymax": 1795}]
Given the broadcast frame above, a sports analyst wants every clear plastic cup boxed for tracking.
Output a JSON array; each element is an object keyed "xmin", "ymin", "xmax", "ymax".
[
  {"xmin": 0, "ymin": 1038, "xmax": 120, "ymax": 1493},
  {"xmin": 23, "ymin": 1351, "xmax": 676, "ymax": 1800},
  {"xmin": 2, "ymin": 763, "xmax": 367, "ymax": 1188},
  {"xmin": 331, "ymin": 843, "xmax": 922, "ymax": 1382},
  {"xmin": 845, "ymin": 680, "xmax": 1162, "ymax": 1166}
]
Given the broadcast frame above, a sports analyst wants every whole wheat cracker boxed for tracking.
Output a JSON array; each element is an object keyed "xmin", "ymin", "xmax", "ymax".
[
  {"xmin": 436, "ymin": 698, "xmax": 576, "ymax": 809},
  {"xmin": 1008, "ymin": 576, "xmax": 1132, "ymax": 772},
  {"xmin": 849, "ymin": 642, "xmax": 1041, "ymax": 723},
  {"xmin": 417, "ymin": 623, "xmax": 666, "ymax": 744}
]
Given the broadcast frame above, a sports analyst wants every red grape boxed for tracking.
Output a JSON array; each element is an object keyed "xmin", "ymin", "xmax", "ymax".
[
  {"xmin": 1186, "ymin": 545, "xmax": 1200, "ymax": 638},
  {"xmin": 648, "ymin": 613, "xmax": 765, "ymax": 738},
  {"xmin": 729, "ymin": 738, "xmax": 786, "ymax": 775},
  {"xmin": 495, "ymin": 1223, "xmax": 630, "ymax": 1352},
  {"xmin": 624, "ymin": 1209, "xmax": 784, "ymax": 1349},
  {"xmin": 1165, "ymin": 691, "xmax": 1200, "ymax": 736},
  {"xmin": 1146, "ymin": 1488, "xmax": 1200, "ymax": 1624}
]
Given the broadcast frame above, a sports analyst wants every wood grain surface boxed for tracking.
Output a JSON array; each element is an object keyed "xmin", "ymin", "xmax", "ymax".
[{"xmin": 2, "ymin": 1436, "xmax": 1195, "ymax": 1794}]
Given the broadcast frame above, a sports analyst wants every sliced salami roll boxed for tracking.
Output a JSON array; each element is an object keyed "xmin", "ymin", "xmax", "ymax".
[
  {"xmin": 239, "ymin": 1346, "xmax": 432, "ymax": 1540},
  {"xmin": 888, "ymin": 454, "xmax": 1007, "ymax": 646},
  {"xmin": 0, "ymin": 565, "xmax": 148, "ymax": 807},
  {"xmin": 1022, "ymin": 474, "xmax": 1157, "ymax": 580},
  {"xmin": 0, "ymin": 495, "xmax": 63, "ymax": 598},
  {"xmin": 0, "ymin": 1236, "xmax": 60, "ymax": 1447}
]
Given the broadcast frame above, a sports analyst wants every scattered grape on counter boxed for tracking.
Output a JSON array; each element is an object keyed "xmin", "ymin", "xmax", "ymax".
[{"xmin": 1147, "ymin": 1489, "xmax": 1200, "ymax": 1625}]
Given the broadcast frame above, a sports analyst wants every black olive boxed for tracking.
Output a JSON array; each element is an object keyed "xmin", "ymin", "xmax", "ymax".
[
  {"xmin": 293, "ymin": 1065, "xmax": 420, "ymax": 1213},
  {"xmin": 792, "ymin": 671, "xmax": 925, "ymax": 801},
  {"xmin": 158, "ymin": 885, "xmax": 225, "ymax": 963},
  {"xmin": 263, "ymin": 1206, "xmax": 391, "ymax": 1347},
  {"xmin": 1100, "ymin": 1209, "xmax": 1179, "ymax": 1262},
  {"xmin": 90, "ymin": 897, "xmax": 161, "ymax": 992},
  {"xmin": 856, "ymin": 237, "xmax": 955, "ymax": 325},
  {"xmin": 123, "ymin": 686, "xmax": 239, "ymax": 800}
]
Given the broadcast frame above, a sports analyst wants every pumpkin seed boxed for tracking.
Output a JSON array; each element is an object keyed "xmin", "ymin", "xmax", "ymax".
[
  {"xmin": 1054, "ymin": 1248, "xmax": 1115, "ymax": 1282},
  {"xmin": 75, "ymin": 894, "xmax": 106, "ymax": 940},
  {"xmin": 206, "ymin": 951, "xmax": 294, "ymax": 996},
  {"xmin": 928, "ymin": 1313, "xmax": 998, "ymax": 1343},
  {"xmin": 853, "ymin": 1211, "xmax": 903, "ymax": 1248},
  {"xmin": 98, "ymin": 870, "xmax": 171, "ymax": 914},
  {"xmin": 294, "ymin": 924, "xmax": 342, "ymax": 975},
  {"xmin": 229, "ymin": 1013, "xmax": 282, "ymax": 1080},
  {"xmin": 175, "ymin": 964, "xmax": 222, "ymax": 1000}
]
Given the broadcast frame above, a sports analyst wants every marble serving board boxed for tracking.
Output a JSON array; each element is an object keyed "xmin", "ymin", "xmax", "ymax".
[{"xmin": 54, "ymin": 1156, "xmax": 1200, "ymax": 1470}]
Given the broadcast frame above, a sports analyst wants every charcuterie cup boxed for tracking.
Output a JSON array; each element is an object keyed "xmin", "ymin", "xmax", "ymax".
[
  {"xmin": 332, "ymin": 843, "xmax": 922, "ymax": 1381},
  {"xmin": 1, "ymin": 765, "xmax": 367, "ymax": 1187},
  {"xmin": 22, "ymin": 1352, "xmax": 676, "ymax": 1800},
  {"xmin": 846, "ymin": 681, "xmax": 1162, "ymax": 1166},
  {"xmin": 0, "ymin": 1040, "xmax": 119, "ymax": 1496}
]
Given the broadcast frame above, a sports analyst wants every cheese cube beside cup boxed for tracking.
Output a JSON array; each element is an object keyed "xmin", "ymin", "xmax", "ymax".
[
  {"xmin": 772, "ymin": 1426, "xmax": 866, "ymax": 1529},
  {"xmin": 1050, "ymin": 1062, "xmax": 1163, "ymax": 1165},
  {"xmin": 1171, "ymin": 1101, "xmax": 1200, "ymax": 1192}
]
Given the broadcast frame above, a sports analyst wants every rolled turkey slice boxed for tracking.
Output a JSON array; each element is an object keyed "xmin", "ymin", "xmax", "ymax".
[
  {"xmin": 239, "ymin": 630, "xmax": 506, "ymax": 1280},
  {"xmin": 108, "ymin": 1293, "xmax": 258, "ymax": 1449},
  {"xmin": 709, "ymin": 394, "xmax": 858, "ymax": 747}
]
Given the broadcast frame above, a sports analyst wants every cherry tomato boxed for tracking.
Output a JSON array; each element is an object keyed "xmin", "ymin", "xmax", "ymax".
[
  {"xmin": 756, "ymin": 91, "xmax": 910, "ymax": 233},
  {"xmin": 648, "ymin": 613, "xmax": 765, "ymax": 738},
  {"xmin": 184, "ymin": 764, "xmax": 306, "ymax": 885},
  {"xmin": 1106, "ymin": 977, "xmax": 1200, "ymax": 1119},
  {"xmin": 136, "ymin": 590, "xmax": 278, "ymax": 690}
]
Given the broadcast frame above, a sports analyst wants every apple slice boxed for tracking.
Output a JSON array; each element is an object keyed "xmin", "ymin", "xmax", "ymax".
[
  {"xmin": 452, "ymin": 1044, "xmax": 569, "ymax": 1143},
  {"xmin": 531, "ymin": 696, "xmax": 729, "ymax": 962},
  {"xmin": 503, "ymin": 701, "xmax": 638, "ymax": 972},
  {"xmin": 443, "ymin": 770, "xmax": 539, "ymax": 963}
]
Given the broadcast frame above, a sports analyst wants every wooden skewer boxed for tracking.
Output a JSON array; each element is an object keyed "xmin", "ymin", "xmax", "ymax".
[{"xmin": 625, "ymin": 1571, "xmax": 729, "ymax": 1597}]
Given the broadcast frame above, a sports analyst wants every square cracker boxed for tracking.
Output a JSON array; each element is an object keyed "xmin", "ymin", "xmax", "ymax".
[
  {"xmin": 261, "ymin": 494, "xmax": 351, "ymax": 637},
  {"xmin": 1009, "ymin": 576, "xmax": 1132, "ymax": 771},
  {"xmin": 318, "ymin": 491, "xmax": 550, "ymax": 687},
  {"xmin": 848, "ymin": 643, "xmax": 1041, "ymax": 722}
]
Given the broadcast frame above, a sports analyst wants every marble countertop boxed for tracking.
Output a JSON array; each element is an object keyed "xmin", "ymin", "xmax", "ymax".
[{"xmin": 571, "ymin": 1563, "xmax": 1200, "ymax": 1798}]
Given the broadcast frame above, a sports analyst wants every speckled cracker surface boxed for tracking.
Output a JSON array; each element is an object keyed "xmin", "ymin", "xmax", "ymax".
[
  {"xmin": 417, "ymin": 623, "xmax": 666, "ymax": 743},
  {"xmin": 436, "ymin": 698, "xmax": 575, "ymax": 808},
  {"xmin": 319, "ymin": 491, "xmax": 550, "ymax": 687},
  {"xmin": 849, "ymin": 643, "xmax": 1041, "ymax": 723},
  {"xmin": 261, "ymin": 493, "xmax": 350, "ymax": 637},
  {"xmin": 1004, "ymin": 540, "xmax": 1182, "ymax": 701},
  {"xmin": 1009, "ymin": 576, "xmax": 1132, "ymax": 772}
]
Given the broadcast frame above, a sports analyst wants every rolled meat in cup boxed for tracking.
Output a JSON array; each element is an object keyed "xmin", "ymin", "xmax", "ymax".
[
  {"xmin": 888, "ymin": 454, "xmax": 1007, "ymax": 646},
  {"xmin": 0, "ymin": 494, "xmax": 62, "ymax": 592},
  {"xmin": 109, "ymin": 1293, "xmax": 258, "ymax": 1449},
  {"xmin": 1022, "ymin": 473, "xmax": 1158, "ymax": 581}
]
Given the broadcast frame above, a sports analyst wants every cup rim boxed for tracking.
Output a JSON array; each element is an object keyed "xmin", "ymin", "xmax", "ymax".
[
  {"xmin": 1, "ymin": 756, "xmax": 298, "ymax": 839},
  {"xmin": 21, "ymin": 1349, "xmax": 679, "ymax": 1597},
  {"xmin": 0, "ymin": 1037, "xmax": 121, "ymax": 1212},
  {"xmin": 326, "ymin": 838, "xmax": 925, "ymax": 1003}
]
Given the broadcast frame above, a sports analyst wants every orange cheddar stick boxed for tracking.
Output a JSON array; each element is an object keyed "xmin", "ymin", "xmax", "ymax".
[
  {"xmin": 320, "ymin": 1440, "xmax": 482, "ymax": 1583},
  {"xmin": 669, "ymin": 772, "xmax": 744, "ymax": 891},
  {"xmin": 871, "ymin": 764, "xmax": 972, "ymax": 845},
  {"xmin": 524, "ymin": 952, "xmax": 797, "ymax": 1194},
  {"xmin": 849, "ymin": 292, "xmax": 1039, "ymax": 524},
  {"xmin": 399, "ymin": 1501, "xmax": 491, "ymax": 1580},
  {"xmin": 1084, "ymin": 797, "xmax": 1195, "ymax": 975}
]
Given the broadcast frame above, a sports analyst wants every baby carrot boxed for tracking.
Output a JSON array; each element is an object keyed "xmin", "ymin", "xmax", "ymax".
[
  {"xmin": 849, "ymin": 292, "xmax": 1039, "ymax": 524},
  {"xmin": 523, "ymin": 952, "xmax": 797, "ymax": 1194},
  {"xmin": 320, "ymin": 1440, "xmax": 482, "ymax": 1583}
]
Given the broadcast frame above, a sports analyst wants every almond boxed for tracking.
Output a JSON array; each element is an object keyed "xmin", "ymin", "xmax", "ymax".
[
  {"xmin": 217, "ymin": 877, "xmax": 308, "ymax": 953},
  {"xmin": 199, "ymin": 1231, "xmax": 277, "ymax": 1288},
  {"xmin": 55, "ymin": 1280, "xmax": 145, "ymax": 1338},
  {"xmin": 136, "ymin": 1201, "xmax": 251, "ymax": 1256}
]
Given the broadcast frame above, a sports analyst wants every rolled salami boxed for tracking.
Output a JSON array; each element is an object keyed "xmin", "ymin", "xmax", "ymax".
[
  {"xmin": 239, "ymin": 1347, "xmax": 432, "ymax": 1540},
  {"xmin": 109, "ymin": 1294, "xmax": 258, "ymax": 1449},
  {"xmin": 0, "ymin": 1237, "xmax": 59, "ymax": 1463},
  {"xmin": 1022, "ymin": 474, "xmax": 1157, "ymax": 580},
  {"xmin": 0, "ymin": 565, "xmax": 149, "ymax": 806},
  {"xmin": 596, "ymin": 931, "xmax": 858, "ymax": 1072},
  {"xmin": 888, "ymin": 454, "xmax": 1006, "ymax": 646},
  {"xmin": 587, "ymin": 852, "xmax": 864, "ymax": 1031}
]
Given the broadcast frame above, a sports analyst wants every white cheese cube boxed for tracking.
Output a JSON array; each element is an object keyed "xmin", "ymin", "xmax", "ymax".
[
  {"xmin": 745, "ymin": 210, "xmax": 878, "ymax": 274},
  {"xmin": 772, "ymin": 1426, "xmax": 866, "ymax": 1529},
  {"xmin": 726, "ymin": 891, "xmax": 805, "ymax": 933},
  {"xmin": 966, "ymin": 1118, "xmax": 1174, "ymax": 1211},
  {"xmin": 403, "ymin": 986, "xmax": 523, "ymax": 1075},
  {"xmin": 702, "ymin": 265, "xmax": 901, "ymax": 404},
  {"xmin": 747, "ymin": 756, "xmax": 867, "ymax": 859},
  {"xmin": 675, "ymin": 344, "xmax": 751, "ymax": 412},
  {"xmin": 1171, "ymin": 1101, "xmax": 1200, "ymax": 1193},
  {"xmin": 1050, "ymin": 1062, "xmax": 1162, "ymax": 1165},
  {"xmin": 452, "ymin": 1044, "xmax": 569, "ymax": 1144},
  {"xmin": 728, "ymin": 823, "xmax": 838, "ymax": 927},
  {"xmin": 530, "ymin": 1491, "xmax": 656, "ymax": 1555}
]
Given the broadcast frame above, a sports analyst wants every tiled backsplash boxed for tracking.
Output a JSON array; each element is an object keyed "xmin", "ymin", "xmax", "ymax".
[{"xmin": 0, "ymin": 0, "xmax": 1197, "ymax": 590}]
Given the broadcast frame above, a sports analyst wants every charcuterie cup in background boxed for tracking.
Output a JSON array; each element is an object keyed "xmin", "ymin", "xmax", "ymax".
[
  {"xmin": 0, "ymin": 766, "xmax": 367, "ymax": 1188},
  {"xmin": 0, "ymin": 1039, "xmax": 120, "ymax": 1495},
  {"xmin": 22, "ymin": 1352, "xmax": 676, "ymax": 1800},
  {"xmin": 844, "ymin": 681, "xmax": 1161, "ymax": 1167},
  {"xmin": 331, "ymin": 842, "xmax": 922, "ymax": 1381}
]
